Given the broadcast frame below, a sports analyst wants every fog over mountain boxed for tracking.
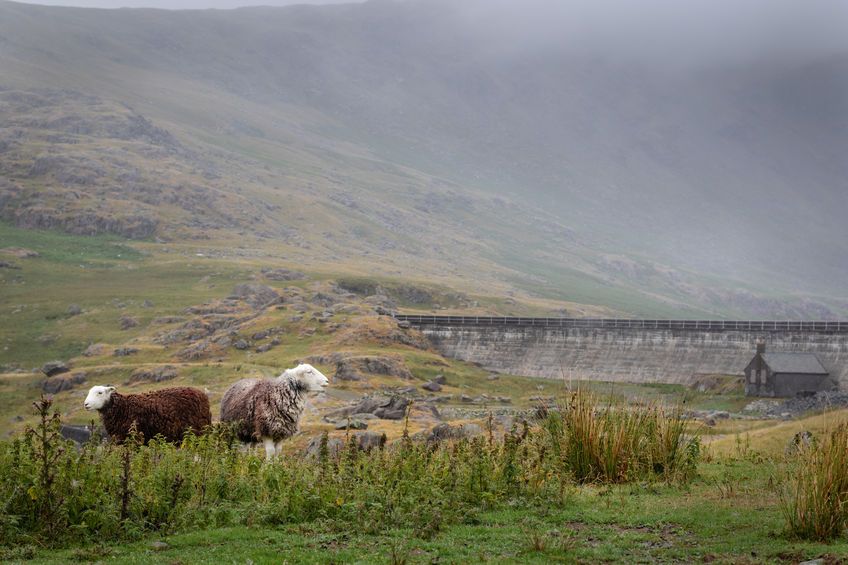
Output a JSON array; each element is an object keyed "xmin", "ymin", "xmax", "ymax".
[
  {"xmin": 1, "ymin": 0, "xmax": 846, "ymax": 317},
  {"xmin": 13, "ymin": 0, "xmax": 350, "ymax": 7}
]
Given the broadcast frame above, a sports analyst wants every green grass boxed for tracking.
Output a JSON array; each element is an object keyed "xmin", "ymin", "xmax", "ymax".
[
  {"xmin": 0, "ymin": 223, "xmax": 260, "ymax": 367},
  {"xmin": 0, "ymin": 221, "xmax": 142, "ymax": 265},
  {"xmin": 11, "ymin": 461, "xmax": 847, "ymax": 564}
]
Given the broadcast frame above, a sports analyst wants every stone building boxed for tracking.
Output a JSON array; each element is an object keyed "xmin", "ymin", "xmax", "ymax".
[{"xmin": 744, "ymin": 343, "xmax": 835, "ymax": 397}]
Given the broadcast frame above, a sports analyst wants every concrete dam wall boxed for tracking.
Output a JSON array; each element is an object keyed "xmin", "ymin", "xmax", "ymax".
[{"xmin": 397, "ymin": 316, "xmax": 848, "ymax": 387}]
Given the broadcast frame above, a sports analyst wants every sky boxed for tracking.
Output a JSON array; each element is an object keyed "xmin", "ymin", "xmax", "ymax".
[{"xmin": 11, "ymin": 0, "xmax": 355, "ymax": 7}]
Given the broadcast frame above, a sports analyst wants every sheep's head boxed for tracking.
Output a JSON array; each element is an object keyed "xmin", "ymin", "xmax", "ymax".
[
  {"xmin": 84, "ymin": 385, "xmax": 116, "ymax": 411},
  {"xmin": 285, "ymin": 364, "xmax": 329, "ymax": 392}
]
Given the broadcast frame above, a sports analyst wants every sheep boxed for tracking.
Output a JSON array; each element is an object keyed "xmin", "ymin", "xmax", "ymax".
[
  {"xmin": 220, "ymin": 363, "xmax": 329, "ymax": 459},
  {"xmin": 83, "ymin": 385, "xmax": 212, "ymax": 444}
]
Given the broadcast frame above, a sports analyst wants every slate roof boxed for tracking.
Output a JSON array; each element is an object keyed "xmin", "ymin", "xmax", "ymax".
[{"xmin": 762, "ymin": 353, "xmax": 828, "ymax": 375}]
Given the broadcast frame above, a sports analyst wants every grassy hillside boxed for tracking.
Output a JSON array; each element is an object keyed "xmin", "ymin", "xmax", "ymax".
[{"xmin": 0, "ymin": 1, "xmax": 846, "ymax": 318}]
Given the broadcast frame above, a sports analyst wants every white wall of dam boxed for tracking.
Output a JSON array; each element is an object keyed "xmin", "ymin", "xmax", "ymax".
[{"xmin": 419, "ymin": 325, "xmax": 848, "ymax": 386}]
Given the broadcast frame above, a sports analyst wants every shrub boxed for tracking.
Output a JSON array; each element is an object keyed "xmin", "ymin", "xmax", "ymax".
[{"xmin": 780, "ymin": 425, "xmax": 848, "ymax": 541}]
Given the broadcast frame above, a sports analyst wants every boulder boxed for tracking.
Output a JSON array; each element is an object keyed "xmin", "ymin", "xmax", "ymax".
[
  {"xmin": 233, "ymin": 339, "xmax": 249, "ymax": 350},
  {"xmin": 59, "ymin": 424, "xmax": 94, "ymax": 445},
  {"xmin": 230, "ymin": 284, "xmax": 280, "ymax": 308},
  {"xmin": 119, "ymin": 316, "xmax": 139, "ymax": 330},
  {"xmin": 310, "ymin": 292, "xmax": 338, "ymax": 308},
  {"xmin": 128, "ymin": 366, "xmax": 178, "ymax": 384},
  {"xmin": 423, "ymin": 423, "xmax": 484, "ymax": 443},
  {"xmin": 41, "ymin": 361, "xmax": 70, "ymax": 377},
  {"xmin": 0, "ymin": 260, "xmax": 19, "ymax": 269},
  {"xmin": 374, "ymin": 305, "xmax": 397, "ymax": 316},
  {"xmin": 333, "ymin": 395, "xmax": 411, "ymax": 421},
  {"xmin": 256, "ymin": 343, "xmax": 273, "ymax": 353},
  {"xmin": 82, "ymin": 343, "xmax": 108, "ymax": 357},
  {"xmin": 334, "ymin": 356, "xmax": 414, "ymax": 381},
  {"xmin": 335, "ymin": 420, "xmax": 368, "ymax": 430},
  {"xmin": 334, "ymin": 362, "xmax": 362, "ymax": 381},
  {"xmin": 422, "ymin": 381, "xmax": 442, "ymax": 392},
  {"xmin": 66, "ymin": 304, "xmax": 82, "ymax": 316},
  {"xmin": 432, "ymin": 375, "xmax": 447, "ymax": 385},
  {"xmin": 305, "ymin": 435, "xmax": 344, "ymax": 459},
  {"xmin": 261, "ymin": 268, "xmax": 306, "ymax": 281},
  {"xmin": 177, "ymin": 340, "xmax": 214, "ymax": 361},
  {"xmin": 113, "ymin": 347, "xmax": 139, "ymax": 357},
  {"xmin": 42, "ymin": 372, "xmax": 85, "ymax": 394},
  {"xmin": 355, "ymin": 431, "xmax": 386, "ymax": 451}
]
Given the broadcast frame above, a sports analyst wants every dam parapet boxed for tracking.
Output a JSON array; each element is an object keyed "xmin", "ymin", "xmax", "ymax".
[{"xmin": 396, "ymin": 315, "xmax": 848, "ymax": 387}]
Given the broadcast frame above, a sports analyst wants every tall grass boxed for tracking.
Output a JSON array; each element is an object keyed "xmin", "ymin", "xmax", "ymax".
[
  {"xmin": 0, "ymin": 393, "xmax": 699, "ymax": 548},
  {"xmin": 554, "ymin": 391, "xmax": 700, "ymax": 484},
  {"xmin": 780, "ymin": 425, "xmax": 848, "ymax": 541}
]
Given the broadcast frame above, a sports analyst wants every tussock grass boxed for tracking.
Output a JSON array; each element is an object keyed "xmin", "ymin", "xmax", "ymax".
[
  {"xmin": 552, "ymin": 391, "xmax": 700, "ymax": 484},
  {"xmin": 781, "ymin": 425, "xmax": 848, "ymax": 541}
]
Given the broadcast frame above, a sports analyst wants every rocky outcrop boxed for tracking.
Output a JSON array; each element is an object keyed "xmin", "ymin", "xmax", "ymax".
[
  {"xmin": 7, "ymin": 208, "xmax": 158, "ymax": 239},
  {"xmin": 128, "ymin": 366, "xmax": 178, "ymax": 384},
  {"xmin": 41, "ymin": 361, "xmax": 70, "ymax": 377},
  {"xmin": 229, "ymin": 284, "xmax": 280, "ymax": 308},
  {"xmin": 331, "ymin": 395, "xmax": 411, "ymax": 421},
  {"xmin": 332, "ymin": 356, "xmax": 414, "ymax": 382},
  {"xmin": 42, "ymin": 372, "xmax": 85, "ymax": 394},
  {"xmin": 261, "ymin": 268, "xmax": 306, "ymax": 281}
]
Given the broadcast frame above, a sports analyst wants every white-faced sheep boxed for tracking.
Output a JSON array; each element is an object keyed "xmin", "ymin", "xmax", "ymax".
[
  {"xmin": 84, "ymin": 385, "xmax": 212, "ymax": 444},
  {"xmin": 220, "ymin": 363, "xmax": 329, "ymax": 459}
]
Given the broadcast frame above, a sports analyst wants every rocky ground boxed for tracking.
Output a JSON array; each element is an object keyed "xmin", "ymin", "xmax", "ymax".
[
  {"xmin": 7, "ymin": 274, "xmax": 543, "ymax": 452},
  {"xmin": 742, "ymin": 392, "xmax": 848, "ymax": 420}
]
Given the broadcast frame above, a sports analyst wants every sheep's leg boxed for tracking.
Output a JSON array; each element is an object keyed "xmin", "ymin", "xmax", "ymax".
[
  {"xmin": 262, "ymin": 437, "xmax": 275, "ymax": 460},
  {"xmin": 275, "ymin": 440, "xmax": 284, "ymax": 456}
]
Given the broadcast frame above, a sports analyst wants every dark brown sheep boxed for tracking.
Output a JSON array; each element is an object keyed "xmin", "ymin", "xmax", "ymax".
[{"xmin": 84, "ymin": 385, "xmax": 211, "ymax": 444}]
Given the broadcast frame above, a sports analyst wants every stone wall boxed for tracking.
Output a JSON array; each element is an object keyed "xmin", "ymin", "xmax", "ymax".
[{"xmin": 419, "ymin": 325, "xmax": 848, "ymax": 387}]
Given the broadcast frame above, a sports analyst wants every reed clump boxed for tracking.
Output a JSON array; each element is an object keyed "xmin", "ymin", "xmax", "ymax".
[
  {"xmin": 552, "ymin": 391, "xmax": 699, "ymax": 484},
  {"xmin": 780, "ymin": 424, "xmax": 848, "ymax": 541}
]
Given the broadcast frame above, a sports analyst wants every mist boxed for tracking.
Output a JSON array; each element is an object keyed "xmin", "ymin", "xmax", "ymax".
[
  {"xmin": 450, "ymin": 0, "xmax": 848, "ymax": 68},
  {"xmin": 10, "ymin": 0, "xmax": 354, "ymax": 7},
  {"xmin": 0, "ymin": 0, "xmax": 846, "ymax": 314}
]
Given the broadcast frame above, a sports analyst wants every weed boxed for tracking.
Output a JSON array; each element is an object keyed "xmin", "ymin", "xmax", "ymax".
[{"xmin": 389, "ymin": 541, "xmax": 409, "ymax": 565}]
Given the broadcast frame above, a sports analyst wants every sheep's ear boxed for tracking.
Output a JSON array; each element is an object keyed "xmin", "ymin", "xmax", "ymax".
[{"xmin": 106, "ymin": 386, "xmax": 116, "ymax": 392}]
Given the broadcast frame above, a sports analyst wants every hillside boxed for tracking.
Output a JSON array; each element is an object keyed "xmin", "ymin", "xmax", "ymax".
[{"xmin": 0, "ymin": 0, "xmax": 847, "ymax": 318}]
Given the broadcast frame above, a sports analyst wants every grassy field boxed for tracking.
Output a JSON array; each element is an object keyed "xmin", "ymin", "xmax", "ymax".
[
  {"xmin": 5, "ymin": 437, "xmax": 848, "ymax": 564},
  {"xmin": 11, "ymin": 480, "xmax": 846, "ymax": 564}
]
